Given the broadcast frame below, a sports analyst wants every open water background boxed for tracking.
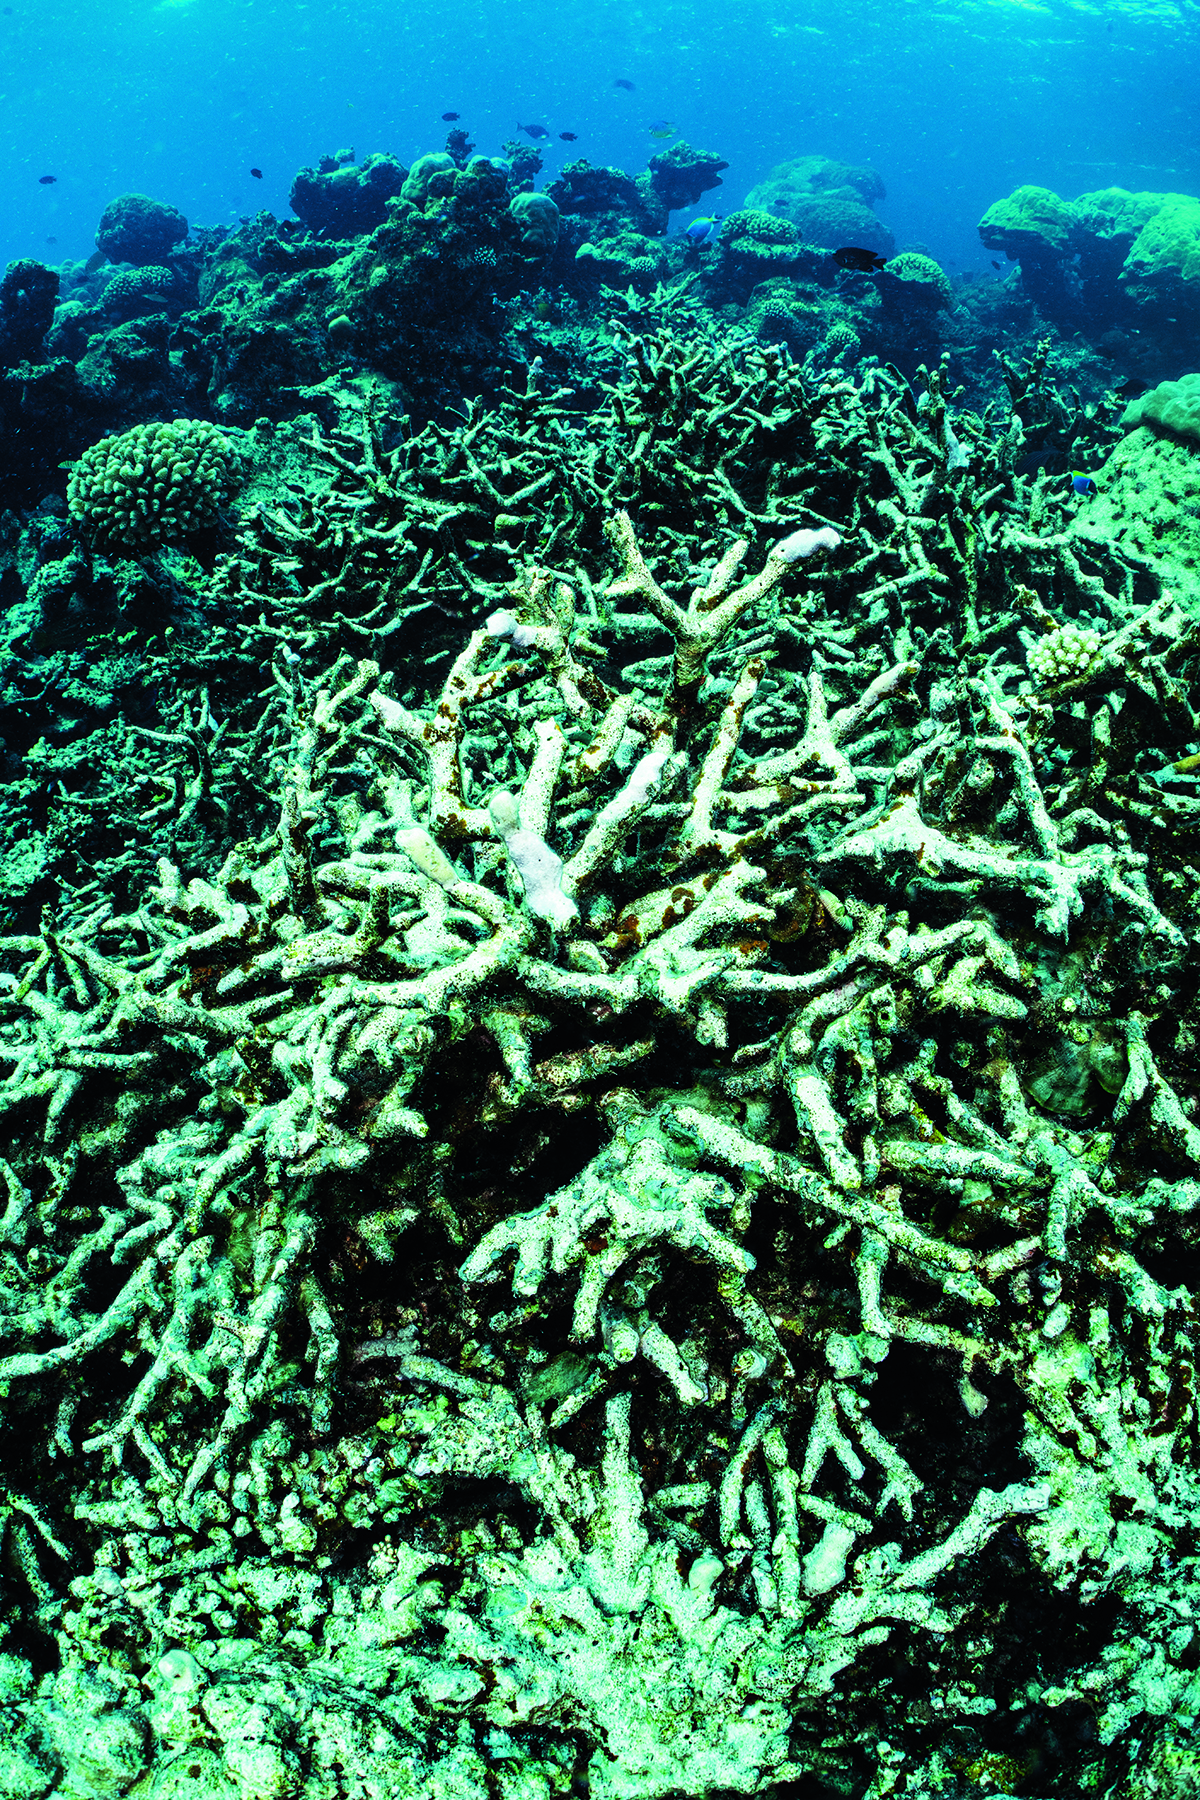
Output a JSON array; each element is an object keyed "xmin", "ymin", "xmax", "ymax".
[{"xmin": 1, "ymin": 0, "xmax": 1198, "ymax": 284}]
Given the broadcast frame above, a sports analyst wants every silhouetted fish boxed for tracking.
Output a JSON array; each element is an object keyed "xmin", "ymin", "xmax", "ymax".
[
  {"xmin": 250, "ymin": 167, "xmax": 263, "ymax": 178},
  {"xmin": 614, "ymin": 78, "xmax": 635, "ymax": 90},
  {"xmin": 832, "ymin": 246, "xmax": 885, "ymax": 272},
  {"xmin": 441, "ymin": 112, "xmax": 460, "ymax": 121},
  {"xmin": 38, "ymin": 174, "xmax": 56, "ymax": 185},
  {"xmin": 518, "ymin": 122, "xmax": 551, "ymax": 140},
  {"xmin": 45, "ymin": 235, "xmax": 56, "ymax": 243},
  {"xmin": 559, "ymin": 131, "xmax": 578, "ymax": 141},
  {"xmin": 1116, "ymin": 376, "xmax": 1148, "ymax": 399},
  {"xmin": 991, "ymin": 259, "xmax": 1003, "ymax": 269}
]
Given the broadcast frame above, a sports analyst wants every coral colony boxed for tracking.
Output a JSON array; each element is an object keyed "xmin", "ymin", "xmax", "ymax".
[{"xmin": 3, "ymin": 138, "xmax": 1200, "ymax": 1800}]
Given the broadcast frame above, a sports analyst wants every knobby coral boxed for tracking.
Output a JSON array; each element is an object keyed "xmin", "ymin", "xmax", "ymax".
[{"xmin": 66, "ymin": 418, "xmax": 240, "ymax": 550}]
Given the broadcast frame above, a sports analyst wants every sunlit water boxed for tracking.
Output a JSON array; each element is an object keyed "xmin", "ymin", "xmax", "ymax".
[{"xmin": 2, "ymin": 0, "xmax": 1197, "ymax": 288}]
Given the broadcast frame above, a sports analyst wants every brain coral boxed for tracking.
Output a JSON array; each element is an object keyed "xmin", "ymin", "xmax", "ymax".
[{"xmin": 67, "ymin": 419, "xmax": 240, "ymax": 550}]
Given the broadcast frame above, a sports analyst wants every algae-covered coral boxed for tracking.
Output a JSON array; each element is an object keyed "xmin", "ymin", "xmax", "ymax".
[{"xmin": 4, "ymin": 142, "xmax": 1200, "ymax": 1800}]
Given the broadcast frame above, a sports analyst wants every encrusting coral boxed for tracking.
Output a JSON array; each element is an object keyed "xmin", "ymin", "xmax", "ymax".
[{"xmin": 2, "ymin": 319, "xmax": 1200, "ymax": 1798}]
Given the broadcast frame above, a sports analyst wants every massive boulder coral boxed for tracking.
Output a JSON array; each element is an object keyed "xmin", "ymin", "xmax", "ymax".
[
  {"xmin": 289, "ymin": 150, "xmax": 409, "ymax": 236},
  {"xmin": 95, "ymin": 192, "xmax": 188, "ymax": 267},
  {"xmin": 645, "ymin": 139, "xmax": 729, "ymax": 214},
  {"xmin": 0, "ymin": 259, "xmax": 59, "ymax": 365},
  {"xmin": 979, "ymin": 180, "xmax": 1200, "ymax": 361},
  {"xmin": 1068, "ymin": 375, "xmax": 1200, "ymax": 597},
  {"xmin": 744, "ymin": 154, "xmax": 894, "ymax": 257}
]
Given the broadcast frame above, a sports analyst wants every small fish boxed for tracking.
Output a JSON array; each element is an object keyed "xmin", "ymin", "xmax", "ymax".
[
  {"xmin": 517, "ymin": 121, "xmax": 551, "ymax": 140},
  {"xmin": 1116, "ymin": 375, "xmax": 1148, "ymax": 399},
  {"xmin": 38, "ymin": 174, "xmax": 56, "ymax": 185},
  {"xmin": 559, "ymin": 131, "xmax": 578, "ymax": 141},
  {"xmin": 250, "ymin": 167, "xmax": 263, "ymax": 179},
  {"xmin": 991, "ymin": 259, "xmax": 1002, "ymax": 269},
  {"xmin": 1071, "ymin": 471, "xmax": 1097, "ymax": 497},
  {"xmin": 45, "ymin": 235, "xmax": 56, "ymax": 243},
  {"xmin": 614, "ymin": 78, "xmax": 635, "ymax": 90},
  {"xmin": 832, "ymin": 245, "xmax": 885, "ymax": 272},
  {"xmin": 685, "ymin": 215, "xmax": 721, "ymax": 245},
  {"xmin": 441, "ymin": 111, "xmax": 460, "ymax": 121},
  {"xmin": 648, "ymin": 120, "xmax": 676, "ymax": 139}
]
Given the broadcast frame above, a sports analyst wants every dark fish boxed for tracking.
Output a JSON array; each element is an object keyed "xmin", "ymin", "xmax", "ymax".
[
  {"xmin": 517, "ymin": 122, "xmax": 551, "ymax": 140},
  {"xmin": 38, "ymin": 174, "xmax": 56, "ymax": 185},
  {"xmin": 559, "ymin": 131, "xmax": 578, "ymax": 141},
  {"xmin": 85, "ymin": 249, "xmax": 107, "ymax": 272},
  {"xmin": 250, "ymin": 167, "xmax": 263, "ymax": 178},
  {"xmin": 45, "ymin": 235, "xmax": 56, "ymax": 244},
  {"xmin": 614, "ymin": 78, "xmax": 635, "ymax": 90},
  {"xmin": 441, "ymin": 111, "xmax": 460, "ymax": 121},
  {"xmin": 832, "ymin": 245, "xmax": 885, "ymax": 272},
  {"xmin": 991, "ymin": 259, "xmax": 1002, "ymax": 269},
  {"xmin": 1116, "ymin": 375, "xmax": 1148, "ymax": 399}
]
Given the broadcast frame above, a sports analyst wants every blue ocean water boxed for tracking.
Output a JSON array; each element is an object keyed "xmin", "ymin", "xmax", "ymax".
[{"xmin": 2, "ymin": 0, "xmax": 1196, "ymax": 281}]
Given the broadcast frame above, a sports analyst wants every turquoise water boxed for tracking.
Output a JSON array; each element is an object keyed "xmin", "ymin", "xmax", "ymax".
[{"xmin": 3, "ymin": 0, "xmax": 1196, "ymax": 277}]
